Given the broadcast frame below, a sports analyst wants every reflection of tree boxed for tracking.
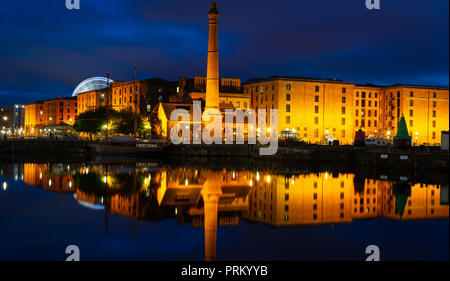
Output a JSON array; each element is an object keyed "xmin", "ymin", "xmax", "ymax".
[
  {"xmin": 393, "ymin": 182, "xmax": 412, "ymax": 218},
  {"xmin": 73, "ymin": 172, "xmax": 146, "ymax": 196}
]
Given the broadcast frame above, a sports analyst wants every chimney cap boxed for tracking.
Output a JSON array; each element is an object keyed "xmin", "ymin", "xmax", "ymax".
[{"xmin": 208, "ymin": 2, "xmax": 219, "ymax": 15}]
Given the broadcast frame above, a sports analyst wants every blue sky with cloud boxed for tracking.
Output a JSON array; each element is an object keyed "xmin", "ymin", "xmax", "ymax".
[{"xmin": 0, "ymin": 0, "xmax": 448, "ymax": 106}]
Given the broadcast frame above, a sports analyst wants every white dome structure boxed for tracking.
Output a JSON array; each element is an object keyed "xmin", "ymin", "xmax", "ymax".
[{"xmin": 72, "ymin": 77, "xmax": 113, "ymax": 97}]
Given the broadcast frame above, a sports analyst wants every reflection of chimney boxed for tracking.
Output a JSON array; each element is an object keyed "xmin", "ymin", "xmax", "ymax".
[
  {"xmin": 201, "ymin": 170, "xmax": 222, "ymax": 261},
  {"xmin": 205, "ymin": 2, "xmax": 220, "ymax": 110}
]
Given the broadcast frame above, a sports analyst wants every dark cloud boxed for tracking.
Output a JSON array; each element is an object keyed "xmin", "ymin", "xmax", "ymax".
[{"xmin": 0, "ymin": 0, "xmax": 448, "ymax": 106}]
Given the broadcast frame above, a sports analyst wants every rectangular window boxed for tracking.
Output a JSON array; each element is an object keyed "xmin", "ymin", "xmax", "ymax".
[
  {"xmin": 286, "ymin": 104, "xmax": 290, "ymax": 112},
  {"xmin": 409, "ymin": 110, "xmax": 413, "ymax": 117},
  {"xmin": 356, "ymin": 92, "xmax": 359, "ymax": 97},
  {"xmin": 409, "ymin": 120, "xmax": 413, "ymax": 127},
  {"xmin": 342, "ymin": 107, "xmax": 346, "ymax": 114},
  {"xmin": 314, "ymin": 129, "xmax": 319, "ymax": 137},
  {"xmin": 286, "ymin": 94, "xmax": 291, "ymax": 101},
  {"xmin": 368, "ymin": 120, "xmax": 371, "ymax": 127},
  {"xmin": 355, "ymin": 120, "xmax": 359, "ymax": 127},
  {"xmin": 432, "ymin": 132, "xmax": 436, "ymax": 139},
  {"xmin": 433, "ymin": 101, "xmax": 436, "ymax": 107},
  {"xmin": 342, "ymin": 96, "xmax": 346, "ymax": 103},
  {"xmin": 315, "ymin": 106, "xmax": 319, "ymax": 113},
  {"xmin": 341, "ymin": 118, "xmax": 345, "ymax": 125},
  {"xmin": 433, "ymin": 110, "xmax": 436, "ymax": 117},
  {"xmin": 341, "ymin": 129, "xmax": 345, "ymax": 138},
  {"xmin": 286, "ymin": 116, "xmax": 290, "ymax": 124},
  {"xmin": 362, "ymin": 92, "xmax": 366, "ymax": 98},
  {"xmin": 361, "ymin": 119, "xmax": 365, "ymax": 127},
  {"xmin": 314, "ymin": 117, "xmax": 319, "ymax": 125},
  {"xmin": 355, "ymin": 110, "xmax": 359, "ymax": 117},
  {"xmin": 410, "ymin": 91, "xmax": 414, "ymax": 97},
  {"xmin": 244, "ymin": 102, "xmax": 247, "ymax": 108},
  {"xmin": 315, "ymin": 95, "xmax": 319, "ymax": 102},
  {"xmin": 315, "ymin": 86, "xmax": 320, "ymax": 92},
  {"xmin": 410, "ymin": 100, "xmax": 413, "ymax": 106},
  {"xmin": 433, "ymin": 92, "xmax": 436, "ymax": 98},
  {"xmin": 356, "ymin": 100, "xmax": 359, "ymax": 106},
  {"xmin": 432, "ymin": 120, "xmax": 436, "ymax": 128},
  {"xmin": 342, "ymin": 87, "xmax": 346, "ymax": 93},
  {"xmin": 374, "ymin": 120, "xmax": 377, "ymax": 127}
]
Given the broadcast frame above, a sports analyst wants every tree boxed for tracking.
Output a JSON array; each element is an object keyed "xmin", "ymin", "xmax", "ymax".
[
  {"xmin": 110, "ymin": 109, "xmax": 145, "ymax": 136},
  {"xmin": 73, "ymin": 107, "xmax": 109, "ymax": 140}
]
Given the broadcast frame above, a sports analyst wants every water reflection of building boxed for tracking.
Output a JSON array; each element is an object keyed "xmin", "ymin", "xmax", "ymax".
[
  {"xmin": 244, "ymin": 172, "xmax": 354, "ymax": 225},
  {"xmin": 23, "ymin": 163, "xmax": 75, "ymax": 193},
  {"xmin": 242, "ymin": 172, "xmax": 448, "ymax": 226},
  {"xmin": 155, "ymin": 168, "xmax": 251, "ymax": 260}
]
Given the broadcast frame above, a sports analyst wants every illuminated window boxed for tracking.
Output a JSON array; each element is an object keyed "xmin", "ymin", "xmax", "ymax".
[{"xmin": 286, "ymin": 84, "xmax": 291, "ymax": 90}]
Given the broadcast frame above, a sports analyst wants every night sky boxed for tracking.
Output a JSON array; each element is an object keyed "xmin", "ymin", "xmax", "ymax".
[{"xmin": 0, "ymin": 0, "xmax": 448, "ymax": 106}]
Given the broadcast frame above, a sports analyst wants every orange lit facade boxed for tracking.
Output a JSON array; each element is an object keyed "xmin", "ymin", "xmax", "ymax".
[
  {"xmin": 244, "ymin": 78, "xmax": 356, "ymax": 144},
  {"xmin": 110, "ymin": 78, "xmax": 177, "ymax": 115},
  {"xmin": 77, "ymin": 89, "xmax": 109, "ymax": 114},
  {"xmin": 42, "ymin": 97, "xmax": 77, "ymax": 126},
  {"xmin": 24, "ymin": 97, "xmax": 77, "ymax": 134},
  {"xmin": 243, "ymin": 77, "xmax": 449, "ymax": 145},
  {"xmin": 380, "ymin": 85, "xmax": 449, "ymax": 145},
  {"xmin": 24, "ymin": 102, "xmax": 43, "ymax": 134}
]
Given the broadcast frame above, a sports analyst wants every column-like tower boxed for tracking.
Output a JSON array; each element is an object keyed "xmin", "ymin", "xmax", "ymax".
[{"xmin": 205, "ymin": 2, "xmax": 220, "ymax": 110}]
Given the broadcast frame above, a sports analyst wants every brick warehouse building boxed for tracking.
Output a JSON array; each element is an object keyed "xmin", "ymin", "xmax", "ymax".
[
  {"xmin": 24, "ymin": 97, "xmax": 78, "ymax": 134},
  {"xmin": 243, "ymin": 76, "xmax": 449, "ymax": 145}
]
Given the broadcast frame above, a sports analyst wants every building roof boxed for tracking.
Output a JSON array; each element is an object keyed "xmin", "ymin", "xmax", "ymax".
[
  {"xmin": 244, "ymin": 76, "xmax": 449, "ymax": 89},
  {"xmin": 244, "ymin": 76, "xmax": 353, "ymax": 85}
]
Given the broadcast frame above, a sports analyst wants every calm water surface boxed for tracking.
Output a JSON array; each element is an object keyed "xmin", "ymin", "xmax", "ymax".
[{"xmin": 0, "ymin": 162, "xmax": 448, "ymax": 261}]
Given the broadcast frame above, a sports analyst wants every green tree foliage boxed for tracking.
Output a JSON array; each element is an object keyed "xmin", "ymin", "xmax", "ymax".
[
  {"xmin": 73, "ymin": 107, "xmax": 148, "ymax": 137},
  {"xmin": 73, "ymin": 107, "xmax": 108, "ymax": 135}
]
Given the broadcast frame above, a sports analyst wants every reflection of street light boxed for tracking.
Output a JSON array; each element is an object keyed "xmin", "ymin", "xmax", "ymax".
[
  {"xmin": 2, "ymin": 182, "xmax": 7, "ymax": 191},
  {"xmin": 266, "ymin": 175, "xmax": 271, "ymax": 183}
]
